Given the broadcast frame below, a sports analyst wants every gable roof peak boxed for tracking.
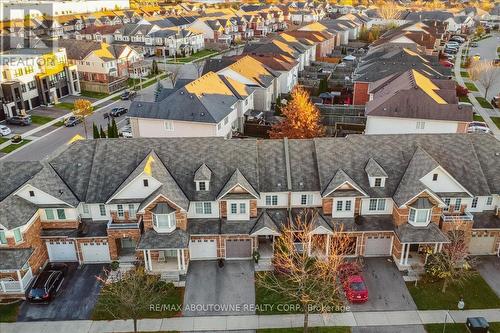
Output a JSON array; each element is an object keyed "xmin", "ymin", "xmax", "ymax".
[
  {"xmin": 217, "ymin": 168, "xmax": 259, "ymax": 200},
  {"xmin": 194, "ymin": 163, "xmax": 212, "ymax": 182},
  {"xmin": 365, "ymin": 157, "xmax": 388, "ymax": 178}
]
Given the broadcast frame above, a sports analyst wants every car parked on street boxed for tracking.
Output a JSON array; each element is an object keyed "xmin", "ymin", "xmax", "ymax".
[
  {"xmin": 470, "ymin": 41, "xmax": 478, "ymax": 47},
  {"xmin": 64, "ymin": 115, "xmax": 83, "ymax": 127},
  {"xmin": 0, "ymin": 125, "xmax": 12, "ymax": 136},
  {"xmin": 7, "ymin": 115, "xmax": 31, "ymax": 126},
  {"xmin": 120, "ymin": 90, "xmax": 136, "ymax": 100},
  {"xmin": 343, "ymin": 275, "xmax": 368, "ymax": 303},
  {"xmin": 27, "ymin": 264, "xmax": 68, "ymax": 303},
  {"xmin": 491, "ymin": 96, "xmax": 499, "ymax": 108},
  {"xmin": 110, "ymin": 107, "xmax": 128, "ymax": 117}
]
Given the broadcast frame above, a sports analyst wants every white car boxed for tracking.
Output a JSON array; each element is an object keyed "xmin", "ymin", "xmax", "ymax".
[
  {"xmin": 468, "ymin": 121, "xmax": 491, "ymax": 134},
  {"xmin": 120, "ymin": 125, "xmax": 133, "ymax": 138},
  {"xmin": 0, "ymin": 125, "xmax": 12, "ymax": 136}
]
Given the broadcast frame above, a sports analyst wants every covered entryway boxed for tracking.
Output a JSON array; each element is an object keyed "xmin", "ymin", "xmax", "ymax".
[
  {"xmin": 365, "ymin": 236, "xmax": 392, "ymax": 257},
  {"xmin": 46, "ymin": 240, "xmax": 78, "ymax": 262},
  {"xmin": 225, "ymin": 239, "xmax": 252, "ymax": 259},
  {"xmin": 81, "ymin": 241, "xmax": 111, "ymax": 263},
  {"xmin": 189, "ymin": 239, "xmax": 217, "ymax": 260},
  {"xmin": 469, "ymin": 234, "xmax": 496, "ymax": 255}
]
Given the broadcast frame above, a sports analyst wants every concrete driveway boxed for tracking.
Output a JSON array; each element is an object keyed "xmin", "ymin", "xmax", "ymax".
[
  {"xmin": 182, "ymin": 260, "xmax": 255, "ymax": 317},
  {"xmin": 476, "ymin": 256, "xmax": 500, "ymax": 297},
  {"xmin": 18, "ymin": 264, "xmax": 106, "ymax": 321},
  {"xmin": 349, "ymin": 257, "xmax": 417, "ymax": 312}
]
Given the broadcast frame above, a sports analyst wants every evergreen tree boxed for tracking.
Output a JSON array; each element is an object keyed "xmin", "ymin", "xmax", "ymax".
[
  {"xmin": 151, "ymin": 59, "xmax": 159, "ymax": 75},
  {"xmin": 107, "ymin": 122, "xmax": 112, "ymax": 138},
  {"xmin": 154, "ymin": 81, "xmax": 164, "ymax": 102},
  {"xmin": 93, "ymin": 123, "xmax": 100, "ymax": 139},
  {"xmin": 111, "ymin": 118, "xmax": 119, "ymax": 138},
  {"xmin": 100, "ymin": 126, "xmax": 106, "ymax": 138}
]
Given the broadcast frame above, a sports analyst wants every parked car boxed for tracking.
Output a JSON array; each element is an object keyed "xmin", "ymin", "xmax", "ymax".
[
  {"xmin": 445, "ymin": 43, "xmax": 459, "ymax": 49},
  {"xmin": 440, "ymin": 60, "xmax": 454, "ymax": 68},
  {"xmin": 110, "ymin": 107, "xmax": 128, "ymax": 117},
  {"xmin": 27, "ymin": 264, "xmax": 67, "ymax": 303},
  {"xmin": 64, "ymin": 115, "xmax": 83, "ymax": 127},
  {"xmin": 491, "ymin": 96, "xmax": 499, "ymax": 108},
  {"xmin": 120, "ymin": 125, "xmax": 133, "ymax": 138},
  {"xmin": 444, "ymin": 48, "xmax": 458, "ymax": 55},
  {"xmin": 470, "ymin": 41, "xmax": 478, "ymax": 47},
  {"xmin": 449, "ymin": 37, "xmax": 464, "ymax": 43},
  {"xmin": 468, "ymin": 121, "xmax": 491, "ymax": 134},
  {"xmin": 0, "ymin": 125, "xmax": 11, "ymax": 136},
  {"xmin": 343, "ymin": 275, "xmax": 368, "ymax": 303},
  {"xmin": 7, "ymin": 115, "xmax": 31, "ymax": 126},
  {"xmin": 120, "ymin": 90, "xmax": 136, "ymax": 100}
]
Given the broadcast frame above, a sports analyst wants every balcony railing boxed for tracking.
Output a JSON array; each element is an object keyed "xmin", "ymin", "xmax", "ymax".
[
  {"xmin": 107, "ymin": 215, "xmax": 143, "ymax": 229},
  {"xmin": 441, "ymin": 211, "xmax": 474, "ymax": 222}
]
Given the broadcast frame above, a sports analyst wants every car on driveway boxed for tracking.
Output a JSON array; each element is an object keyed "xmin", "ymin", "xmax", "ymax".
[
  {"xmin": 7, "ymin": 115, "xmax": 31, "ymax": 126},
  {"xmin": 27, "ymin": 264, "xmax": 68, "ymax": 304},
  {"xmin": 64, "ymin": 115, "xmax": 83, "ymax": 127},
  {"xmin": 344, "ymin": 275, "xmax": 368, "ymax": 303},
  {"xmin": 121, "ymin": 125, "xmax": 133, "ymax": 138},
  {"xmin": 110, "ymin": 107, "xmax": 127, "ymax": 117},
  {"xmin": 491, "ymin": 96, "xmax": 499, "ymax": 108},
  {"xmin": 468, "ymin": 121, "xmax": 491, "ymax": 134},
  {"xmin": 0, "ymin": 125, "xmax": 12, "ymax": 136},
  {"xmin": 470, "ymin": 41, "xmax": 478, "ymax": 47},
  {"xmin": 120, "ymin": 90, "xmax": 136, "ymax": 100}
]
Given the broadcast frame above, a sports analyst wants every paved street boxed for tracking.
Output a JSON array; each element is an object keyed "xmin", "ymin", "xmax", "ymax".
[
  {"xmin": 468, "ymin": 33, "xmax": 500, "ymax": 100},
  {"xmin": 1, "ymin": 77, "xmax": 169, "ymax": 161}
]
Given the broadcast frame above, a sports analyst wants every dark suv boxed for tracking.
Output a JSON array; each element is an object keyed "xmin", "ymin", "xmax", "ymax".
[
  {"xmin": 7, "ymin": 115, "xmax": 32, "ymax": 126},
  {"xmin": 27, "ymin": 264, "xmax": 67, "ymax": 303},
  {"xmin": 110, "ymin": 107, "xmax": 128, "ymax": 117}
]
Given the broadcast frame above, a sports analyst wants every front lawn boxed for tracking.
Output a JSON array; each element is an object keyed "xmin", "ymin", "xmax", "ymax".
[
  {"xmin": 258, "ymin": 328, "xmax": 351, "ymax": 333},
  {"xmin": 53, "ymin": 102, "xmax": 74, "ymax": 111},
  {"xmin": 465, "ymin": 82, "xmax": 478, "ymax": 92},
  {"xmin": 168, "ymin": 49, "xmax": 218, "ymax": 63},
  {"xmin": 459, "ymin": 96, "xmax": 471, "ymax": 103},
  {"xmin": 92, "ymin": 283, "xmax": 183, "ymax": 320},
  {"xmin": 30, "ymin": 114, "xmax": 55, "ymax": 125},
  {"xmin": 473, "ymin": 114, "xmax": 485, "ymax": 122},
  {"xmin": 255, "ymin": 272, "xmax": 302, "ymax": 315},
  {"xmin": 80, "ymin": 90, "xmax": 109, "ymax": 99},
  {"xmin": 460, "ymin": 71, "xmax": 469, "ymax": 78},
  {"xmin": 0, "ymin": 137, "xmax": 8, "ymax": 144},
  {"xmin": 0, "ymin": 302, "xmax": 20, "ymax": 322},
  {"xmin": 426, "ymin": 323, "xmax": 500, "ymax": 333},
  {"xmin": 407, "ymin": 274, "xmax": 500, "ymax": 310},
  {"xmin": 475, "ymin": 97, "xmax": 494, "ymax": 109},
  {"xmin": 490, "ymin": 117, "xmax": 500, "ymax": 129},
  {"xmin": 1, "ymin": 140, "xmax": 31, "ymax": 154}
]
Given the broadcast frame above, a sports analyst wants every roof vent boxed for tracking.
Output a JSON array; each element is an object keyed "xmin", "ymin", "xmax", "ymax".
[
  {"xmin": 180, "ymin": 91, "xmax": 184, "ymax": 95},
  {"xmin": 299, "ymin": 181, "xmax": 304, "ymax": 187},
  {"xmin": 495, "ymin": 152, "xmax": 500, "ymax": 157}
]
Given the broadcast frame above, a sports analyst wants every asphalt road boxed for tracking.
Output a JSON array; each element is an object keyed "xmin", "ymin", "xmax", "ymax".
[
  {"xmin": 469, "ymin": 33, "xmax": 500, "ymax": 99},
  {"xmin": 3, "ymin": 78, "xmax": 168, "ymax": 162}
]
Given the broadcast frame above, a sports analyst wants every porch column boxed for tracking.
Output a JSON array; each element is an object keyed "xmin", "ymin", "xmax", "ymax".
[
  {"xmin": 404, "ymin": 244, "xmax": 410, "ymax": 266},
  {"xmin": 147, "ymin": 250, "xmax": 153, "ymax": 271},
  {"xmin": 434, "ymin": 243, "xmax": 439, "ymax": 253},
  {"xmin": 143, "ymin": 250, "xmax": 149, "ymax": 271},
  {"xmin": 399, "ymin": 243, "xmax": 406, "ymax": 266},
  {"xmin": 325, "ymin": 234, "xmax": 330, "ymax": 257},
  {"xmin": 181, "ymin": 249, "xmax": 186, "ymax": 271},
  {"xmin": 438, "ymin": 243, "xmax": 443, "ymax": 252},
  {"xmin": 308, "ymin": 235, "xmax": 312, "ymax": 256},
  {"xmin": 17, "ymin": 269, "xmax": 23, "ymax": 291},
  {"xmin": 177, "ymin": 249, "xmax": 181, "ymax": 271}
]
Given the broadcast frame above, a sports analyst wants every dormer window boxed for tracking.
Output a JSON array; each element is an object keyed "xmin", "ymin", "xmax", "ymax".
[
  {"xmin": 151, "ymin": 203, "xmax": 176, "ymax": 233},
  {"xmin": 29, "ymin": 190, "xmax": 35, "ymax": 197},
  {"xmin": 197, "ymin": 181, "xmax": 208, "ymax": 191},
  {"xmin": 374, "ymin": 178, "xmax": 382, "ymax": 187},
  {"xmin": 432, "ymin": 173, "xmax": 438, "ymax": 181}
]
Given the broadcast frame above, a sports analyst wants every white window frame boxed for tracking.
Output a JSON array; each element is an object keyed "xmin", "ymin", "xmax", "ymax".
[
  {"xmin": 128, "ymin": 204, "xmax": 136, "ymax": 218},
  {"xmin": 195, "ymin": 202, "xmax": 212, "ymax": 215},
  {"xmin": 300, "ymin": 194, "xmax": 313, "ymax": 205},
  {"xmin": 82, "ymin": 204, "xmax": 90, "ymax": 214},
  {"xmin": 117, "ymin": 204, "xmax": 124, "ymax": 218},
  {"xmin": 164, "ymin": 120, "xmax": 174, "ymax": 131},
  {"xmin": 196, "ymin": 181, "xmax": 208, "ymax": 191},
  {"xmin": 486, "ymin": 196, "xmax": 493, "ymax": 206},
  {"xmin": 408, "ymin": 208, "xmax": 430, "ymax": 226},
  {"xmin": 99, "ymin": 204, "xmax": 107, "ymax": 216},
  {"xmin": 471, "ymin": 197, "xmax": 478, "ymax": 209},
  {"xmin": 153, "ymin": 212, "xmax": 176, "ymax": 233},
  {"xmin": 0, "ymin": 230, "xmax": 6, "ymax": 245},
  {"xmin": 265, "ymin": 195, "xmax": 278, "ymax": 206},
  {"xmin": 374, "ymin": 178, "xmax": 382, "ymax": 187},
  {"xmin": 227, "ymin": 200, "xmax": 249, "ymax": 220},
  {"xmin": 336, "ymin": 200, "xmax": 343, "ymax": 211},
  {"xmin": 454, "ymin": 198, "xmax": 462, "ymax": 212},
  {"xmin": 13, "ymin": 228, "xmax": 23, "ymax": 244}
]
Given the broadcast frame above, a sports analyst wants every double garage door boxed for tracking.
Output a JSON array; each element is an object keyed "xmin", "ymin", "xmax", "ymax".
[
  {"xmin": 46, "ymin": 240, "xmax": 111, "ymax": 263},
  {"xmin": 364, "ymin": 236, "xmax": 392, "ymax": 257},
  {"xmin": 469, "ymin": 234, "xmax": 497, "ymax": 255},
  {"xmin": 189, "ymin": 239, "xmax": 253, "ymax": 260}
]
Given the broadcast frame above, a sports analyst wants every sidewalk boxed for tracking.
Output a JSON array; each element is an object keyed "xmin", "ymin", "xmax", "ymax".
[
  {"xmin": 1, "ymin": 309, "xmax": 500, "ymax": 333},
  {"xmin": 454, "ymin": 44, "xmax": 500, "ymax": 140}
]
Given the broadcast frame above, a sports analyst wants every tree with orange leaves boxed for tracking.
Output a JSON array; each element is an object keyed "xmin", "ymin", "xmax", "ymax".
[{"xmin": 269, "ymin": 87, "xmax": 326, "ymax": 139}]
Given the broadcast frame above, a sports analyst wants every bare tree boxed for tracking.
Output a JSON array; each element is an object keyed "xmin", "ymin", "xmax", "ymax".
[
  {"xmin": 169, "ymin": 65, "xmax": 181, "ymax": 87},
  {"xmin": 257, "ymin": 210, "xmax": 352, "ymax": 333},
  {"xmin": 467, "ymin": 61, "xmax": 500, "ymax": 99},
  {"xmin": 192, "ymin": 60, "xmax": 205, "ymax": 78},
  {"xmin": 376, "ymin": 1, "xmax": 401, "ymax": 20},
  {"xmin": 425, "ymin": 229, "xmax": 477, "ymax": 293},
  {"xmin": 95, "ymin": 268, "xmax": 177, "ymax": 333}
]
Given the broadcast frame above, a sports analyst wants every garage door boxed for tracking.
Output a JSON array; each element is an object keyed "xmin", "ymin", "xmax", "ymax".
[
  {"xmin": 189, "ymin": 239, "xmax": 217, "ymax": 260},
  {"xmin": 81, "ymin": 241, "xmax": 111, "ymax": 263},
  {"xmin": 469, "ymin": 235, "xmax": 496, "ymax": 255},
  {"xmin": 365, "ymin": 236, "xmax": 392, "ymax": 257},
  {"xmin": 46, "ymin": 240, "xmax": 78, "ymax": 262},
  {"xmin": 226, "ymin": 239, "xmax": 252, "ymax": 259}
]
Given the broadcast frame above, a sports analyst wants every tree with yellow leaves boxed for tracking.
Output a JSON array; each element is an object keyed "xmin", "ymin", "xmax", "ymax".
[
  {"xmin": 269, "ymin": 87, "xmax": 326, "ymax": 139},
  {"xmin": 73, "ymin": 99, "xmax": 94, "ymax": 139}
]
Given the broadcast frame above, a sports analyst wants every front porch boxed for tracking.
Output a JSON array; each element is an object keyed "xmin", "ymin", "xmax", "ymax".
[{"xmin": 0, "ymin": 249, "xmax": 35, "ymax": 297}]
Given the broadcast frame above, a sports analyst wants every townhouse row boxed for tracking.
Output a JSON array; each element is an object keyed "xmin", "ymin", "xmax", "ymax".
[{"xmin": 1, "ymin": 133, "xmax": 499, "ymax": 296}]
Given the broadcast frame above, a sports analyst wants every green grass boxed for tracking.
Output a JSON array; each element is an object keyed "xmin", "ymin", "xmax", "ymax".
[
  {"xmin": 426, "ymin": 323, "xmax": 500, "ymax": 333},
  {"xmin": 53, "ymin": 102, "xmax": 74, "ymax": 110},
  {"xmin": 490, "ymin": 117, "xmax": 500, "ymax": 129},
  {"xmin": 0, "ymin": 302, "xmax": 20, "ymax": 322},
  {"xmin": 407, "ymin": 274, "xmax": 500, "ymax": 310},
  {"xmin": 168, "ymin": 49, "xmax": 218, "ymax": 64},
  {"xmin": 460, "ymin": 71, "xmax": 469, "ymax": 78},
  {"xmin": 0, "ymin": 137, "xmax": 8, "ymax": 144},
  {"xmin": 80, "ymin": 90, "xmax": 109, "ymax": 99},
  {"xmin": 1, "ymin": 140, "xmax": 31, "ymax": 154},
  {"xmin": 476, "ymin": 97, "xmax": 494, "ymax": 109},
  {"xmin": 473, "ymin": 114, "xmax": 485, "ymax": 122},
  {"xmin": 255, "ymin": 272, "xmax": 303, "ymax": 315},
  {"xmin": 30, "ymin": 115, "xmax": 55, "ymax": 125},
  {"xmin": 92, "ymin": 284, "xmax": 183, "ymax": 320},
  {"xmin": 128, "ymin": 73, "xmax": 168, "ymax": 89},
  {"xmin": 465, "ymin": 82, "xmax": 479, "ymax": 92},
  {"xmin": 258, "ymin": 328, "xmax": 351, "ymax": 333},
  {"xmin": 459, "ymin": 96, "xmax": 471, "ymax": 103}
]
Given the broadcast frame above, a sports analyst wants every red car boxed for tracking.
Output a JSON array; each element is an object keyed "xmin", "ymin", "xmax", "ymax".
[
  {"xmin": 439, "ymin": 60, "xmax": 454, "ymax": 68},
  {"xmin": 343, "ymin": 275, "xmax": 368, "ymax": 303}
]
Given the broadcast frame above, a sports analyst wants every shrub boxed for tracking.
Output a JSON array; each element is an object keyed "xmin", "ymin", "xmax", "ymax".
[{"xmin": 456, "ymin": 85, "xmax": 469, "ymax": 97}]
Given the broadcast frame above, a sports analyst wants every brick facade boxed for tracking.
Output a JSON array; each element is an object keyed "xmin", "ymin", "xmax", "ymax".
[
  {"xmin": 107, "ymin": 229, "xmax": 141, "ymax": 260},
  {"xmin": 41, "ymin": 220, "xmax": 80, "ymax": 229},
  {"xmin": 322, "ymin": 198, "xmax": 332, "ymax": 215},
  {"xmin": 142, "ymin": 195, "xmax": 187, "ymax": 231}
]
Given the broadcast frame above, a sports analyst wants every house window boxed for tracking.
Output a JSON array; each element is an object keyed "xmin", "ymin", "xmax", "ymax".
[
  {"xmin": 454, "ymin": 198, "xmax": 462, "ymax": 211},
  {"xmin": 82, "ymin": 204, "xmax": 90, "ymax": 214},
  {"xmin": 13, "ymin": 228, "xmax": 23, "ymax": 243},
  {"xmin": 218, "ymin": 123, "xmax": 222, "ymax": 131},
  {"xmin": 369, "ymin": 199, "xmax": 377, "ymax": 211},
  {"xmin": 197, "ymin": 181, "xmax": 207, "ymax": 191},
  {"xmin": 432, "ymin": 173, "xmax": 438, "ymax": 181},
  {"xmin": 444, "ymin": 198, "xmax": 451, "ymax": 210},
  {"xmin": 377, "ymin": 199, "xmax": 386, "ymax": 210},
  {"xmin": 99, "ymin": 204, "xmax": 106, "ymax": 216},
  {"xmin": 265, "ymin": 195, "xmax": 278, "ymax": 206},
  {"xmin": 143, "ymin": 179, "xmax": 149, "ymax": 187},
  {"xmin": 486, "ymin": 196, "xmax": 493, "ymax": 206},
  {"xmin": 0, "ymin": 230, "xmax": 7, "ymax": 245},
  {"xmin": 368, "ymin": 198, "xmax": 386, "ymax": 211},
  {"xmin": 117, "ymin": 204, "xmax": 124, "ymax": 217},
  {"xmin": 195, "ymin": 202, "xmax": 212, "ymax": 214},
  {"xmin": 29, "ymin": 190, "xmax": 35, "ymax": 197},
  {"xmin": 153, "ymin": 213, "xmax": 176, "ymax": 233},
  {"xmin": 45, "ymin": 209, "xmax": 55, "ymax": 220},
  {"xmin": 56, "ymin": 209, "xmax": 66, "ymax": 220},
  {"xmin": 336, "ymin": 201, "xmax": 343, "ymax": 211},
  {"xmin": 165, "ymin": 121, "xmax": 174, "ymax": 131},
  {"xmin": 471, "ymin": 197, "xmax": 478, "ymax": 208},
  {"xmin": 374, "ymin": 178, "xmax": 382, "ymax": 187},
  {"xmin": 345, "ymin": 200, "xmax": 352, "ymax": 211},
  {"xmin": 230, "ymin": 203, "xmax": 238, "ymax": 214},
  {"xmin": 301, "ymin": 194, "xmax": 313, "ymax": 205},
  {"xmin": 129, "ymin": 204, "xmax": 136, "ymax": 217},
  {"xmin": 408, "ymin": 208, "xmax": 430, "ymax": 225},
  {"xmin": 240, "ymin": 203, "xmax": 246, "ymax": 214}
]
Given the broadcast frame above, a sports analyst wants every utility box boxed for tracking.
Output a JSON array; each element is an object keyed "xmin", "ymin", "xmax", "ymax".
[{"xmin": 466, "ymin": 317, "xmax": 489, "ymax": 333}]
